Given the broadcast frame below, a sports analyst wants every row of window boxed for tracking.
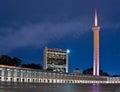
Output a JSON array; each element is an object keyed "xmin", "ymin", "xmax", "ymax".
[{"xmin": 0, "ymin": 77, "xmax": 79, "ymax": 83}]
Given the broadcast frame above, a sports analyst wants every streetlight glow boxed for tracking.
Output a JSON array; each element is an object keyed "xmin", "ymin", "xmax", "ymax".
[{"xmin": 67, "ymin": 49, "xmax": 70, "ymax": 53}]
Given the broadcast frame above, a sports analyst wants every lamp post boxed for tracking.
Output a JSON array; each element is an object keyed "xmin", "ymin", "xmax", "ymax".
[{"xmin": 66, "ymin": 49, "xmax": 70, "ymax": 72}]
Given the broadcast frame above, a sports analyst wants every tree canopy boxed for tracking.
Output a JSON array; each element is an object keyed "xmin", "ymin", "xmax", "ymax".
[
  {"xmin": 0, "ymin": 55, "xmax": 43, "ymax": 70},
  {"xmin": 82, "ymin": 67, "xmax": 109, "ymax": 76},
  {"xmin": 21, "ymin": 63, "xmax": 42, "ymax": 69},
  {"xmin": 0, "ymin": 55, "xmax": 21, "ymax": 66}
]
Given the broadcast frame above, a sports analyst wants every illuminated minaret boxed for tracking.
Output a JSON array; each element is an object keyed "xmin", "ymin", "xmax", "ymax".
[{"xmin": 93, "ymin": 10, "xmax": 100, "ymax": 76}]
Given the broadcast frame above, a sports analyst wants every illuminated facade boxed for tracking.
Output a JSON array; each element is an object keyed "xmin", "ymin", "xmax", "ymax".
[
  {"xmin": 93, "ymin": 11, "xmax": 100, "ymax": 76},
  {"xmin": 0, "ymin": 65, "xmax": 120, "ymax": 84},
  {"xmin": 0, "ymin": 65, "xmax": 81, "ymax": 83},
  {"xmin": 44, "ymin": 47, "xmax": 68, "ymax": 72}
]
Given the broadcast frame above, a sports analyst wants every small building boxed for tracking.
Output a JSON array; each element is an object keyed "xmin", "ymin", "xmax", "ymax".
[{"xmin": 72, "ymin": 68, "xmax": 81, "ymax": 74}]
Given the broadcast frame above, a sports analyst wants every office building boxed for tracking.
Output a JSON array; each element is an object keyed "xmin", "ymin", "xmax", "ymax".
[{"xmin": 44, "ymin": 47, "xmax": 68, "ymax": 72}]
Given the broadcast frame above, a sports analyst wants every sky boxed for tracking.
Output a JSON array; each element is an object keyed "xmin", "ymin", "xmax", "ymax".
[{"xmin": 0, "ymin": 0, "xmax": 120, "ymax": 75}]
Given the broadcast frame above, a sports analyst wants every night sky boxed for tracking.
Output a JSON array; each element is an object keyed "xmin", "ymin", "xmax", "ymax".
[{"xmin": 0, "ymin": 0, "xmax": 120, "ymax": 75}]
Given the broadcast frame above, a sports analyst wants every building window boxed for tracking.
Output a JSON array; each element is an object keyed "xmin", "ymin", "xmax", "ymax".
[
  {"xmin": 40, "ymin": 80, "xmax": 41, "ymax": 83},
  {"xmin": 48, "ymin": 80, "xmax": 50, "ymax": 83},
  {"xmin": 28, "ymin": 79, "xmax": 30, "ymax": 82},
  {"xmin": 68, "ymin": 81, "xmax": 70, "ymax": 83},
  {"xmin": 22, "ymin": 79, "xmax": 24, "ymax": 82},
  {"xmin": 17, "ymin": 78, "xmax": 19, "ymax": 82},
  {"xmin": 52, "ymin": 80, "xmax": 54, "ymax": 83},
  {"xmin": 65, "ymin": 81, "xmax": 66, "ymax": 83}
]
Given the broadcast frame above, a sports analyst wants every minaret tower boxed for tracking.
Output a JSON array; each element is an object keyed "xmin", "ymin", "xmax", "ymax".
[{"xmin": 93, "ymin": 10, "xmax": 100, "ymax": 76}]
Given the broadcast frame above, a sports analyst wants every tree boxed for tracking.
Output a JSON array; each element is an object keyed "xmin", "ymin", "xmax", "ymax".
[
  {"xmin": 82, "ymin": 68, "xmax": 93, "ymax": 75},
  {"xmin": 21, "ymin": 63, "xmax": 42, "ymax": 69},
  {"xmin": 0, "ymin": 55, "xmax": 12, "ymax": 65},
  {"xmin": 82, "ymin": 67, "xmax": 109, "ymax": 76},
  {"xmin": 46, "ymin": 68, "xmax": 53, "ymax": 71},
  {"xmin": 0, "ymin": 55, "xmax": 22, "ymax": 66},
  {"xmin": 12, "ymin": 57, "xmax": 21, "ymax": 66},
  {"xmin": 0, "ymin": 55, "xmax": 42, "ymax": 69}
]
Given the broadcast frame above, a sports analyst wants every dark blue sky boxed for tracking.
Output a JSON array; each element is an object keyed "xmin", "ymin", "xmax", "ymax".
[{"xmin": 0, "ymin": 0, "xmax": 120, "ymax": 75}]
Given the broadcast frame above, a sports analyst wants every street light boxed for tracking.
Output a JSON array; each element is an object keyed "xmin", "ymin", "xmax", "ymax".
[
  {"xmin": 67, "ymin": 49, "xmax": 70, "ymax": 53},
  {"xmin": 66, "ymin": 49, "xmax": 70, "ymax": 73}
]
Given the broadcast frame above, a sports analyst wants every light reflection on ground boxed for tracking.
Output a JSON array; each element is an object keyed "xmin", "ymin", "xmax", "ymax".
[{"xmin": 0, "ymin": 82, "xmax": 120, "ymax": 92}]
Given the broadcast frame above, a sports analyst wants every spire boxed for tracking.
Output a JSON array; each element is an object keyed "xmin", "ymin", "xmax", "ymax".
[{"xmin": 95, "ymin": 10, "xmax": 98, "ymax": 26}]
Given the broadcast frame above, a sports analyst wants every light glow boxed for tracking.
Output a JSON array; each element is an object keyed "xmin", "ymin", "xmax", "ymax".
[
  {"xmin": 67, "ymin": 49, "xmax": 70, "ymax": 53},
  {"xmin": 95, "ymin": 10, "xmax": 98, "ymax": 26}
]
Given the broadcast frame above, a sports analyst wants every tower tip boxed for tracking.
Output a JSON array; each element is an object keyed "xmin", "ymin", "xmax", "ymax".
[{"xmin": 95, "ymin": 10, "xmax": 98, "ymax": 26}]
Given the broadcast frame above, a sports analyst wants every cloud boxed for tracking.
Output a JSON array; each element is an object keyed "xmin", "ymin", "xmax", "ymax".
[{"xmin": 0, "ymin": 18, "xmax": 90, "ymax": 53}]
